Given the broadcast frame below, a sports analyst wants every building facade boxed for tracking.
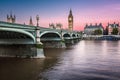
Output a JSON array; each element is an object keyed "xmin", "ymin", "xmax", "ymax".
[
  {"xmin": 84, "ymin": 23, "xmax": 104, "ymax": 35},
  {"xmin": 68, "ymin": 9, "xmax": 73, "ymax": 31},
  {"xmin": 106, "ymin": 22, "xmax": 120, "ymax": 35},
  {"xmin": 49, "ymin": 23, "xmax": 62, "ymax": 29}
]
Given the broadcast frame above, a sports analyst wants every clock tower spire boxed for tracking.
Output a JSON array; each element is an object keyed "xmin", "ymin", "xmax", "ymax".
[{"xmin": 68, "ymin": 9, "xmax": 73, "ymax": 31}]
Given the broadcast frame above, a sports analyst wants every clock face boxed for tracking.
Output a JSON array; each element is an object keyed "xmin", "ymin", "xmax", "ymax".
[{"xmin": 69, "ymin": 18, "xmax": 72, "ymax": 20}]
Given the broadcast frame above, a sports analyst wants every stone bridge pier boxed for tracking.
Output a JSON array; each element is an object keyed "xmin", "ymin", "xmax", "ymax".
[{"xmin": 0, "ymin": 44, "xmax": 36, "ymax": 58}]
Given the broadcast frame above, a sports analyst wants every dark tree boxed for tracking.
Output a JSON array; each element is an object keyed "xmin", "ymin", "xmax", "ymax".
[
  {"xmin": 112, "ymin": 28, "xmax": 118, "ymax": 35},
  {"xmin": 105, "ymin": 27, "xmax": 108, "ymax": 35},
  {"xmin": 94, "ymin": 29, "xmax": 102, "ymax": 35}
]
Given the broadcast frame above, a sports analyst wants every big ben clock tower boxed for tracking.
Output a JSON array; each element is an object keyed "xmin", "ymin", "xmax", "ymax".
[{"xmin": 68, "ymin": 9, "xmax": 73, "ymax": 31}]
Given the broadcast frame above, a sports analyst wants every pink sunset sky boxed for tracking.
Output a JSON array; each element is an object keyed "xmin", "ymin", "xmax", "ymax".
[{"xmin": 1, "ymin": 0, "xmax": 120, "ymax": 31}]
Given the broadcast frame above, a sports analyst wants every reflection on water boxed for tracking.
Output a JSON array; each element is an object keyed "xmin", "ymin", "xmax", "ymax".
[{"xmin": 0, "ymin": 41, "xmax": 120, "ymax": 80}]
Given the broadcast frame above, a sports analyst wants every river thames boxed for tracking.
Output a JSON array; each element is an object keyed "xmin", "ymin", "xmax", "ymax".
[{"xmin": 0, "ymin": 40, "xmax": 120, "ymax": 80}]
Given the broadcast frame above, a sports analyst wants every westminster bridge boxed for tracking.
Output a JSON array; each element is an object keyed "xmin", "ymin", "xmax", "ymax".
[{"xmin": 0, "ymin": 21, "xmax": 81, "ymax": 58}]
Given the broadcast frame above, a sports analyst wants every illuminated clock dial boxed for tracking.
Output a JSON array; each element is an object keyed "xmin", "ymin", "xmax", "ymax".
[{"xmin": 69, "ymin": 18, "xmax": 72, "ymax": 20}]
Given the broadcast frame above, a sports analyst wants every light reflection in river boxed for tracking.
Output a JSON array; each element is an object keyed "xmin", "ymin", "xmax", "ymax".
[{"xmin": 0, "ymin": 41, "xmax": 120, "ymax": 80}]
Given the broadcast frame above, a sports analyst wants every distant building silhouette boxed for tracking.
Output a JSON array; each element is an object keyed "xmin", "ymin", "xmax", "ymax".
[
  {"xmin": 84, "ymin": 23, "xmax": 104, "ymax": 35},
  {"xmin": 7, "ymin": 13, "xmax": 16, "ymax": 23},
  {"xmin": 56, "ymin": 23, "xmax": 62, "ymax": 29},
  {"xmin": 49, "ymin": 23, "xmax": 62, "ymax": 29},
  {"xmin": 49, "ymin": 23, "xmax": 55, "ymax": 29},
  {"xmin": 29, "ymin": 16, "xmax": 33, "ymax": 26},
  {"xmin": 68, "ymin": 9, "xmax": 73, "ymax": 31}
]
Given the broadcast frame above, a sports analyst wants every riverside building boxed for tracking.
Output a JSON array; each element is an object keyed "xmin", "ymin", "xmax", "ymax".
[{"xmin": 84, "ymin": 23, "xmax": 104, "ymax": 35}]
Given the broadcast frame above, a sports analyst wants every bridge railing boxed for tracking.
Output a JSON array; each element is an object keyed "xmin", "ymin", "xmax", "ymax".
[{"xmin": 0, "ymin": 21, "xmax": 36, "ymax": 29}]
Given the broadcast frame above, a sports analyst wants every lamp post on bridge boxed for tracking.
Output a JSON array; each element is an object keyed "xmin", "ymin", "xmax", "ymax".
[
  {"xmin": 36, "ymin": 15, "xmax": 41, "ymax": 44},
  {"xmin": 36, "ymin": 15, "xmax": 39, "ymax": 27},
  {"xmin": 61, "ymin": 29, "xmax": 63, "ymax": 40},
  {"xmin": 59, "ymin": 24, "xmax": 63, "ymax": 40},
  {"xmin": 60, "ymin": 25, "xmax": 66, "ymax": 48}
]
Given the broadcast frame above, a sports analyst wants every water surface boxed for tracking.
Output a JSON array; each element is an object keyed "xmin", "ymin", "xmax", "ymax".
[{"xmin": 0, "ymin": 41, "xmax": 120, "ymax": 80}]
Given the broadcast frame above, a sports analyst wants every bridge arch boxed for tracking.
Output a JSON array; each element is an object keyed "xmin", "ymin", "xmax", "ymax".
[
  {"xmin": 0, "ymin": 28, "xmax": 35, "ymax": 43},
  {"xmin": 63, "ymin": 33, "xmax": 71, "ymax": 37},
  {"xmin": 77, "ymin": 34, "xmax": 79, "ymax": 37},
  {"xmin": 76, "ymin": 34, "xmax": 80, "ymax": 38},
  {"xmin": 40, "ymin": 31, "xmax": 61, "ymax": 38},
  {"xmin": 72, "ymin": 34, "xmax": 76, "ymax": 37}
]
